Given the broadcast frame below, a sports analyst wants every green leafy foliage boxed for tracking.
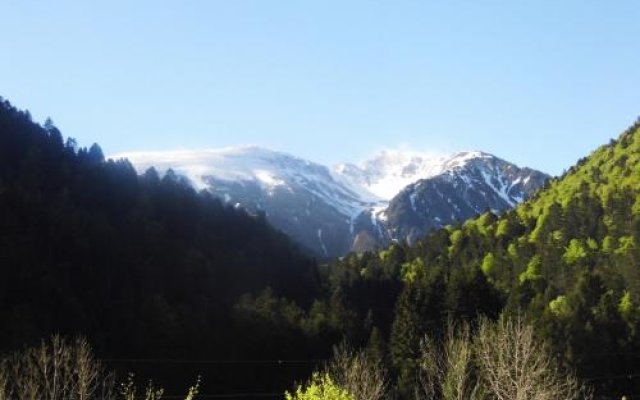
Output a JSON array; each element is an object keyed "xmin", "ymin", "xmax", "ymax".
[
  {"xmin": 323, "ymin": 117, "xmax": 640, "ymax": 399},
  {"xmin": 285, "ymin": 373, "xmax": 353, "ymax": 400}
]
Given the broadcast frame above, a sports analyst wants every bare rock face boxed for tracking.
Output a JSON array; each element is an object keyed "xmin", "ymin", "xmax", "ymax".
[{"xmin": 379, "ymin": 152, "xmax": 549, "ymax": 246}]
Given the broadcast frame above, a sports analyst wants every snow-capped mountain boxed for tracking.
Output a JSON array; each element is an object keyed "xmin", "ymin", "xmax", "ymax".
[
  {"xmin": 334, "ymin": 150, "xmax": 466, "ymax": 200},
  {"xmin": 116, "ymin": 147, "xmax": 548, "ymax": 257},
  {"xmin": 117, "ymin": 146, "xmax": 382, "ymax": 256},
  {"xmin": 368, "ymin": 152, "xmax": 549, "ymax": 247}
]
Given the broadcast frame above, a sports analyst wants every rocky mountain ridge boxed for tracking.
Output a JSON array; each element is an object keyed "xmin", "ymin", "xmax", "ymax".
[{"xmin": 117, "ymin": 147, "xmax": 549, "ymax": 257}]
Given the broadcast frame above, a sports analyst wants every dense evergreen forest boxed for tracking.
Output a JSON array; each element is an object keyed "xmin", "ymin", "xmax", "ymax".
[
  {"xmin": 2, "ymin": 96, "xmax": 640, "ymax": 399},
  {"xmin": 0, "ymin": 98, "xmax": 330, "ymax": 394}
]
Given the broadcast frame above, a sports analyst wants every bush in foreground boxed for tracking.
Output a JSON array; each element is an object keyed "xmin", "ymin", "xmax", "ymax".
[
  {"xmin": 286, "ymin": 345, "xmax": 388, "ymax": 400},
  {"xmin": 0, "ymin": 336, "xmax": 199, "ymax": 400},
  {"xmin": 286, "ymin": 373, "xmax": 353, "ymax": 400},
  {"xmin": 418, "ymin": 316, "xmax": 592, "ymax": 400},
  {"xmin": 287, "ymin": 316, "xmax": 592, "ymax": 400}
]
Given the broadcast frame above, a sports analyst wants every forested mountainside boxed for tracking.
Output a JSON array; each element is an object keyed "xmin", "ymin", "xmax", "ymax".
[
  {"xmin": 313, "ymin": 118, "xmax": 640, "ymax": 398},
  {"xmin": 0, "ymin": 98, "xmax": 326, "ymax": 392}
]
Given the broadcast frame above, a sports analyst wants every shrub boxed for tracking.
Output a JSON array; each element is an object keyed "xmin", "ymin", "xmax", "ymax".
[
  {"xmin": 0, "ymin": 336, "xmax": 199, "ymax": 400},
  {"xmin": 285, "ymin": 373, "xmax": 353, "ymax": 400}
]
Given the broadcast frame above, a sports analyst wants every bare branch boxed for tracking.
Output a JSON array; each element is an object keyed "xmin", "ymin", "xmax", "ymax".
[{"xmin": 326, "ymin": 342, "xmax": 388, "ymax": 400}]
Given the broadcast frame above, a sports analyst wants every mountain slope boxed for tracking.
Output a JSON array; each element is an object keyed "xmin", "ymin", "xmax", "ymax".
[
  {"xmin": 379, "ymin": 152, "xmax": 548, "ymax": 245},
  {"xmin": 121, "ymin": 148, "xmax": 548, "ymax": 257},
  {"xmin": 327, "ymin": 118, "xmax": 640, "ymax": 397},
  {"xmin": 119, "ymin": 147, "xmax": 382, "ymax": 256},
  {"xmin": 0, "ymin": 97, "xmax": 321, "ymax": 365},
  {"xmin": 334, "ymin": 150, "xmax": 459, "ymax": 200}
]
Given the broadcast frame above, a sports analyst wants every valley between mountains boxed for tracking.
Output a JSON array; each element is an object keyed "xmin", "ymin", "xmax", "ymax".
[{"xmin": 3, "ymin": 96, "xmax": 640, "ymax": 398}]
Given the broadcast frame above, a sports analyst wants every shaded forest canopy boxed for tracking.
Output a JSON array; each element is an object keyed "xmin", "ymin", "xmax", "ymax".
[{"xmin": 0, "ymin": 98, "xmax": 328, "ymax": 392}]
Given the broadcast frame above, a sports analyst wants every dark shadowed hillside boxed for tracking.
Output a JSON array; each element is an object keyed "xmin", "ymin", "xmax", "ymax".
[{"xmin": 0, "ymin": 98, "xmax": 326, "ymax": 393}]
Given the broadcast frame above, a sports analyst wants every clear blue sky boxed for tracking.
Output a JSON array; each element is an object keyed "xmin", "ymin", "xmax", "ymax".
[{"xmin": 1, "ymin": 1, "xmax": 639, "ymax": 175}]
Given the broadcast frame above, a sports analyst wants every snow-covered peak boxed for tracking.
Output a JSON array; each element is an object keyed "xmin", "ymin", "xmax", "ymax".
[
  {"xmin": 116, "ymin": 146, "xmax": 522, "ymax": 209},
  {"xmin": 113, "ymin": 145, "xmax": 548, "ymax": 257},
  {"xmin": 113, "ymin": 146, "xmax": 382, "ymax": 218},
  {"xmin": 443, "ymin": 151, "xmax": 494, "ymax": 169},
  {"xmin": 114, "ymin": 146, "xmax": 316, "ymax": 189},
  {"xmin": 333, "ymin": 150, "xmax": 495, "ymax": 200}
]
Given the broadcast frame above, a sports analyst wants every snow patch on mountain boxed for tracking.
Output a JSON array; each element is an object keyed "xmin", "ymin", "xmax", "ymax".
[
  {"xmin": 333, "ymin": 150, "xmax": 500, "ymax": 201},
  {"xmin": 255, "ymin": 170, "xmax": 285, "ymax": 189},
  {"xmin": 116, "ymin": 146, "xmax": 382, "ymax": 218},
  {"xmin": 334, "ymin": 150, "xmax": 446, "ymax": 200}
]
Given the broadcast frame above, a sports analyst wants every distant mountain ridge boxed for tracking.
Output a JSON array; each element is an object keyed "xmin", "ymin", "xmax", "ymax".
[
  {"xmin": 375, "ymin": 152, "xmax": 548, "ymax": 246},
  {"xmin": 118, "ymin": 147, "xmax": 549, "ymax": 257},
  {"xmin": 335, "ymin": 150, "xmax": 490, "ymax": 200}
]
